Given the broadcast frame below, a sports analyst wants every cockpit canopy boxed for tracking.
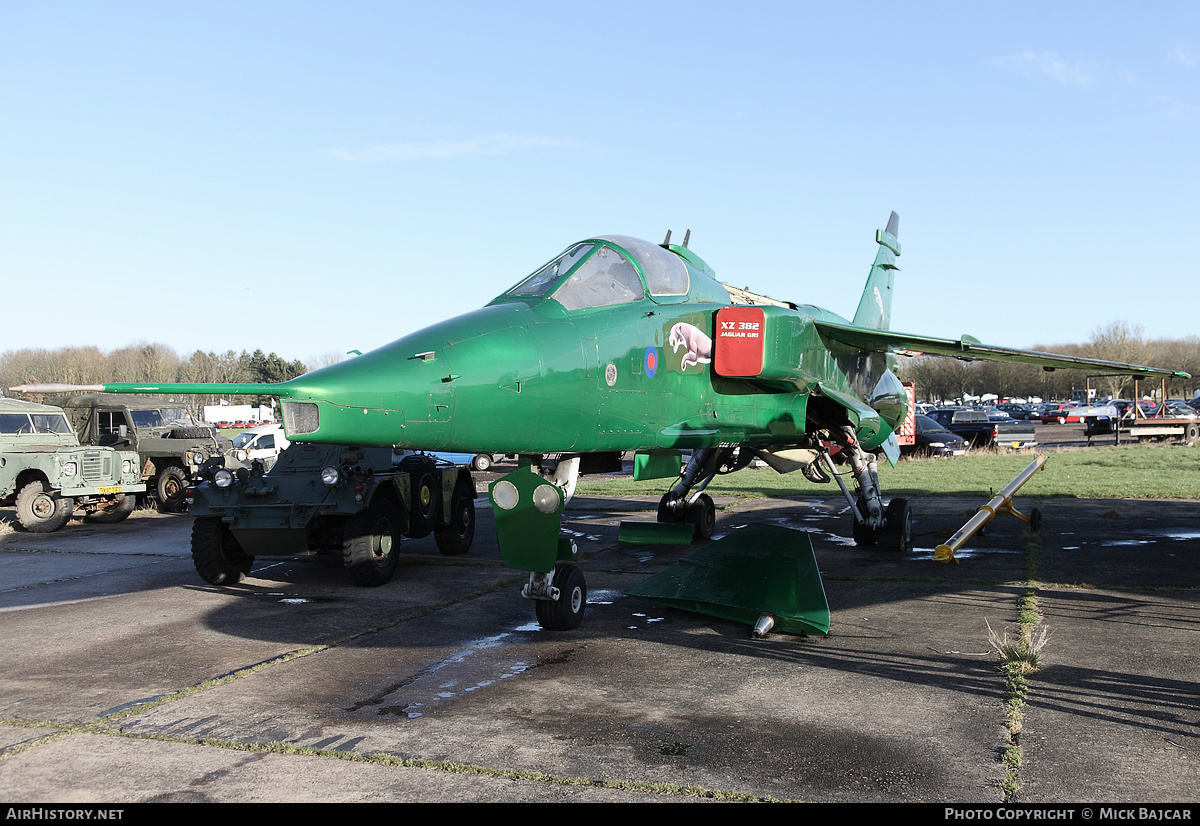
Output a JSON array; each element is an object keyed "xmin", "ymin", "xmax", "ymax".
[{"xmin": 500, "ymin": 235, "xmax": 691, "ymax": 311}]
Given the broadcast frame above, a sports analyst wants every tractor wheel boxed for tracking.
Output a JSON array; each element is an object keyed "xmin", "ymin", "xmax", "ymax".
[
  {"xmin": 343, "ymin": 496, "xmax": 401, "ymax": 586},
  {"xmin": 434, "ymin": 477, "xmax": 476, "ymax": 555},
  {"xmin": 191, "ymin": 516, "xmax": 253, "ymax": 585}
]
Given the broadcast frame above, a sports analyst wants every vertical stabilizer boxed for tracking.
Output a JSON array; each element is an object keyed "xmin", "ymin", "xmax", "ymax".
[{"xmin": 851, "ymin": 212, "xmax": 901, "ymax": 331}]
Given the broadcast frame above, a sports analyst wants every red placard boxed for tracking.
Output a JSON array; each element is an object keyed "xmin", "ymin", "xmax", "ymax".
[{"xmin": 714, "ymin": 306, "xmax": 766, "ymax": 377}]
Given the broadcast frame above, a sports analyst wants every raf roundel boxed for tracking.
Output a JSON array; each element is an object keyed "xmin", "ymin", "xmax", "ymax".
[{"xmin": 644, "ymin": 345, "xmax": 658, "ymax": 378}]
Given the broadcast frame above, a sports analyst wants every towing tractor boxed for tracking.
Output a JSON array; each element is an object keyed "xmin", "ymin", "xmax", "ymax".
[{"xmin": 187, "ymin": 443, "xmax": 476, "ymax": 586}]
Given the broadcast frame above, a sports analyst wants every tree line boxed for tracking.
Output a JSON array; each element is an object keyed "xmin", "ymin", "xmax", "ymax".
[
  {"xmin": 897, "ymin": 322, "xmax": 1199, "ymax": 404},
  {"xmin": 0, "ymin": 343, "xmax": 321, "ymax": 419}
]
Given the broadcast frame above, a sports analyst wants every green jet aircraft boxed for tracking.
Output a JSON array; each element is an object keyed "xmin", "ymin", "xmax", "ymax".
[{"xmin": 14, "ymin": 213, "xmax": 1190, "ymax": 633}]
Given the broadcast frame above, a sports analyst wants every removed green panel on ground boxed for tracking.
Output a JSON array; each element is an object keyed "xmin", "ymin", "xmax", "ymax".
[{"xmin": 625, "ymin": 523, "xmax": 830, "ymax": 636}]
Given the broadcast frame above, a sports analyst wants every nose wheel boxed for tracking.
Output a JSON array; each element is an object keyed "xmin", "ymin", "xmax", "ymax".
[{"xmin": 534, "ymin": 563, "xmax": 587, "ymax": 631}]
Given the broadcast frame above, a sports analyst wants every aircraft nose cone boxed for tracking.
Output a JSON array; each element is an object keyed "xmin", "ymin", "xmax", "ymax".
[{"xmin": 277, "ymin": 344, "xmax": 451, "ymax": 448}]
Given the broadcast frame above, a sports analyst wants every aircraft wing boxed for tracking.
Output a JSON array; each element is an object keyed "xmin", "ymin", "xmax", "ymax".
[{"xmin": 812, "ymin": 321, "xmax": 1191, "ymax": 379}]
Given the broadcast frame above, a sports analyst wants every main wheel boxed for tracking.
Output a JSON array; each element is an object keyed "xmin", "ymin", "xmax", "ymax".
[
  {"xmin": 343, "ymin": 496, "xmax": 401, "ymax": 586},
  {"xmin": 880, "ymin": 497, "xmax": 913, "ymax": 551},
  {"xmin": 156, "ymin": 466, "xmax": 190, "ymax": 513},
  {"xmin": 657, "ymin": 492, "xmax": 683, "ymax": 524},
  {"xmin": 535, "ymin": 563, "xmax": 587, "ymax": 631},
  {"xmin": 85, "ymin": 494, "xmax": 137, "ymax": 524},
  {"xmin": 434, "ymin": 476, "xmax": 476, "ymax": 555},
  {"xmin": 471, "ymin": 454, "xmax": 493, "ymax": 471},
  {"xmin": 687, "ymin": 493, "xmax": 716, "ymax": 540},
  {"xmin": 191, "ymin": 516, "xmax": 253, "ymax": 585},
  {"xmin": 16, "ymin": 481, "xmax": 73, "ymax": 532},
  {"xmin": 851, "ymin": 500, "xmax": 879, "ymax": 546}
]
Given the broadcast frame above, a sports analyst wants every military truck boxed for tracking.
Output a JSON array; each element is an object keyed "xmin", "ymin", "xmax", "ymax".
[
  {"xmin": 50, "ymin": 393, "xmax": 247, "ymax": 512},
  {"xmin": 0, "ymin": 397, "xmax": 146, "ymax": 532},
  {"xmin": 187, "ymin": 443, "xmax": 476, "ymax": 587}
]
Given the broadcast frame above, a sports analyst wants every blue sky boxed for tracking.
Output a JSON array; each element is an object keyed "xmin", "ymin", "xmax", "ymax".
[{"xmin": 2, "ymin": 1, "xmax": 1197, "ymax": 367}]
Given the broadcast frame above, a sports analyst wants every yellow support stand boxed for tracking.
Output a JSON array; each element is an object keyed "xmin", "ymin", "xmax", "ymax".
[{"xmin": 933, "ymin": 455, "xmax": 1047, "ymax": 563}]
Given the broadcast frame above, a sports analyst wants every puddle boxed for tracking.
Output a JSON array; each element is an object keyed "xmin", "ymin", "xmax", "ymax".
[{"xmin": 356, "ymin": 591, "xmax": 618, "ymax": 718}]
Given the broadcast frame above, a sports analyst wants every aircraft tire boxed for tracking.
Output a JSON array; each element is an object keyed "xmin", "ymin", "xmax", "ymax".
[
  {"xmin": 434, "ymin": 476, "xmax": 475, "ymax": 555},
  {"xmin": 191, "ymin": 516, "xmax": 253, "ymax": 585},
  {"xmin": 688, "ymin": 493, "xmax": 716, "ymax": 540},
  {"xmin": 881, "ymin": 498, "xmax": 912, "ymax": 551},
  {"xmin": 15, "ymin": 481, "xmax": 73, "ymax": 533},
  {"xmin": 535, "ymin": 563, "xmax": 586, "ymax": 631},
  {"xmin": 1030, "ymin": 508, "xmax": 1042, "ymax": 533},
  {"xmin": 471, "ymin": 454, "xmax": 492, "ymax": 471},
  {"xmin": 85, "ymin": 494, "xmax": 137, "ymax": 524},
  {"xmin": 656, "ymin": 493, "xmax": 683, "ymax": 524},
  {"xmin": 343, "ymin": 496, "xmax": 402, "ymax": 587}
]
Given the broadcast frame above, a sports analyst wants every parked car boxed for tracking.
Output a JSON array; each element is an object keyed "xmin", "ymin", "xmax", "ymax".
[
  {"xmin": 925, "ymin": 407, "xmax": 1037, "ymax": 449},
  {"xmin": 0, "ymin": 397, "xmax": 146, "ymax": 531},
  {"xmin": 431, "ymin": 451, "xmax": 510, "ymax": 471},
  {"xmin": 1040, "ymin": 403, "xmax": 1082, "ymax": 424},
  {"xmin": 230, "ymin": 423, "xmax": 292, "ymax": 469},
  {"xmin": 51, "ymin": 393, "xmax": 246, "ymax": 512},
  {"xmin": 1147, "ymin": 401, "xmax": 1199, "ymax": 419},
  {"xmin": 994, "ymin": 403, "xmax": 1036, "ymax": 420},
  {"xmin": 901, "ymin": 415, "xmax": 969, "ymax": 458}
]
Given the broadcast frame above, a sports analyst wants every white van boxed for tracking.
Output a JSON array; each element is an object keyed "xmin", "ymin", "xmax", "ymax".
[{"xmin": 231, "ymin": 423, "xmax": 291, "ymax": 469}]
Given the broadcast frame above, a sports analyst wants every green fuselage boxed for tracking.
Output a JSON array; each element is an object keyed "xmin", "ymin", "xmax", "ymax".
[
  {"xmin": 272, "ymin": 288, "xmax": 901, "ymax": 455},
  {"xmin": 86, "ymin": 235, "xmax": 908, "ymax": 456}
]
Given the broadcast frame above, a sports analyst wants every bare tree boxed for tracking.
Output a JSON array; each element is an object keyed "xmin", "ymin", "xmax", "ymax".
[{"xmin": 1086, "ymin": 320, "xmax": 1149, "ymax": 399}]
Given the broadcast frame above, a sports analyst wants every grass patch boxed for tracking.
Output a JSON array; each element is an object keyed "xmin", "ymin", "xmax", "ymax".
[
  {"xmin": 988, "ymin": 520, "xmax": 1047, "ymax": 803},
  {"xmin": 577, "ymin": 444, "xmax": 1200, "ymax": 501}
]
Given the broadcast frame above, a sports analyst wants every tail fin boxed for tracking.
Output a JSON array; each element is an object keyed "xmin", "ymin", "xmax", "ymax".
[{"xmin": 851, "ymin": 211, "xmax": 901, "ymax": 331}]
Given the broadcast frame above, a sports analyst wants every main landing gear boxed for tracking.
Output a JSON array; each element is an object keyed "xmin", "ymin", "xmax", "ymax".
[
  {"xmin": 655, "ymin": 446, "xmax": 746, "ymax": 540},
  {"xmin": 819, "ymin": 429, "xmax": 912, "ymax": 552}
]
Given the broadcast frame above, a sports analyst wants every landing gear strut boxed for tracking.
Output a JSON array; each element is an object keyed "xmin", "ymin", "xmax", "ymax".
[
  {"xmin": 820, "ymin": 430, "xmax": 911, "ymax": 551},
  {"xmin": 655, "ymin": 446, "xmax": 738, "ymax": 540}
]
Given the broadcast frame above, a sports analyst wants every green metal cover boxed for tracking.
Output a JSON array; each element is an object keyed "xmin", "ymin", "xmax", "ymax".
[
  {"xmin": 618, "ymin": 520, "xmax": 694, "ymax": 545},
  {"xmin": 625, "ymin": 524, "xmax": 830, "ymax": 636}
]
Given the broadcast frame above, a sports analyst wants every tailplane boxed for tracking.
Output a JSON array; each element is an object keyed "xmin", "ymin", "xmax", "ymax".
[{"xmin": 850, "ymin": 211, "xmax": 900, "ymax": 331}]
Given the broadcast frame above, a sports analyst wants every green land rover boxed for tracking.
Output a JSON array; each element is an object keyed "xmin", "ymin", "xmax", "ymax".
[{"xmin": 0, "ymin": 397, "xmax": 146, "ymax": 532}]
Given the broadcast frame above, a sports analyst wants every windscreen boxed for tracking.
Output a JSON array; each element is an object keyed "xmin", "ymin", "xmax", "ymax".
[{"xmin": 506, "ymin": 243, "xmax": 595, "ymax": 297}]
